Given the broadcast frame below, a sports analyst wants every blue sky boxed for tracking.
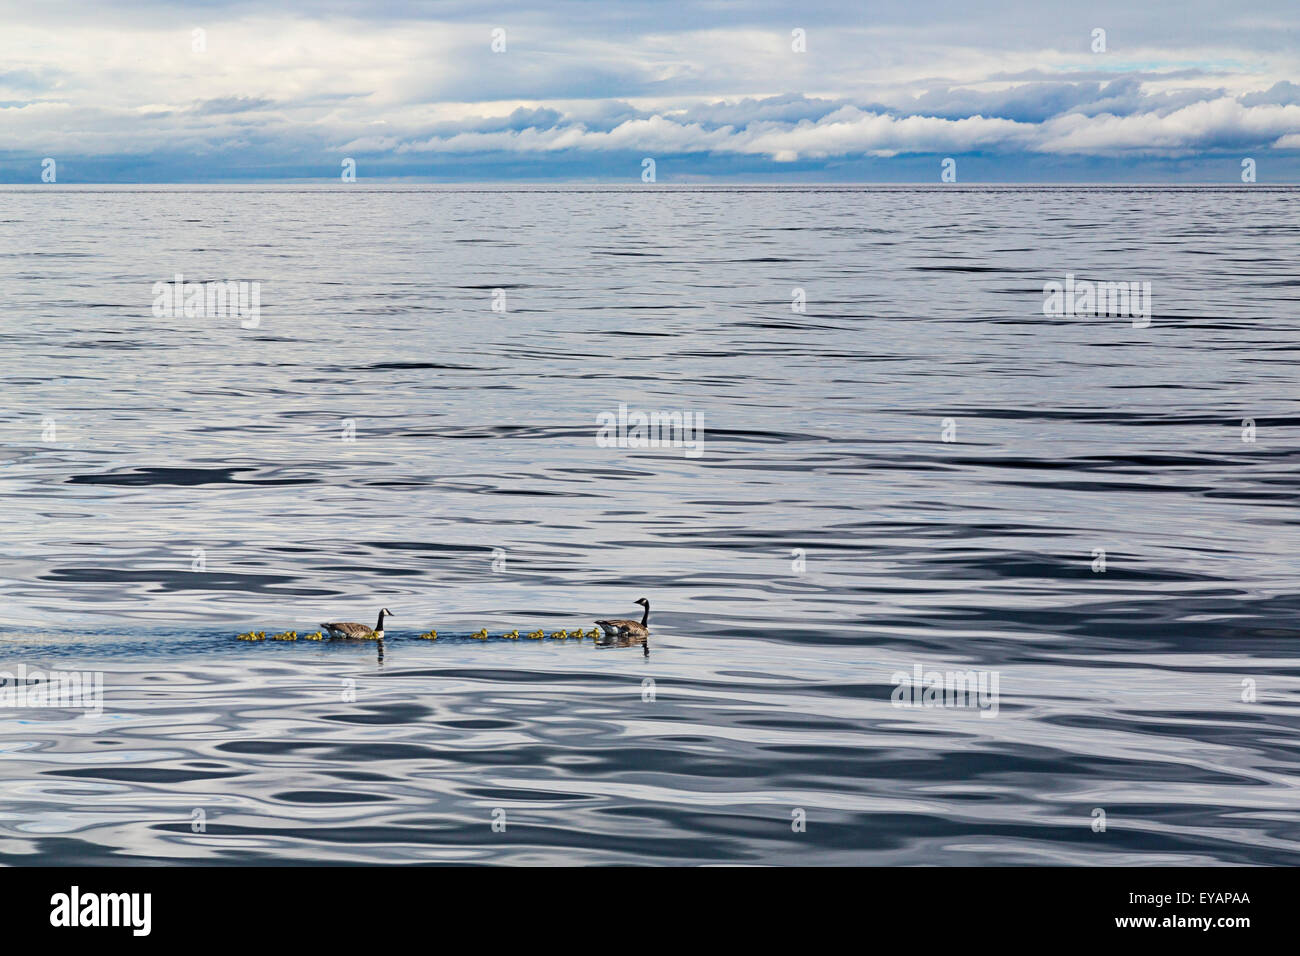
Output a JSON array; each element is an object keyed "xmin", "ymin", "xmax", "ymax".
[{"xmin": 2, "ymin": 0, "xmax": 1298, "ymax": 182}]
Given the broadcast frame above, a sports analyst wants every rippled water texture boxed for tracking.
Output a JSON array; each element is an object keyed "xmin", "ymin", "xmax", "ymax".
[{"xmin": 1, "ymin": 185, "xmax": 1299, "ymax": 864}]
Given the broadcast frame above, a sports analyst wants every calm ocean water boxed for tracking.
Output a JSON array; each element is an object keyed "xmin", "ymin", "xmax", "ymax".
[{"xmin": 1, "ymin": 184, "xmax": 1299, "ymax": 865}]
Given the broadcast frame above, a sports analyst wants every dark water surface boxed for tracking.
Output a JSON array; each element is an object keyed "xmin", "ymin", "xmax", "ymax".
[{"xmin": 1, "ymin": 185, "xmax": 1298, "ymax": 864}]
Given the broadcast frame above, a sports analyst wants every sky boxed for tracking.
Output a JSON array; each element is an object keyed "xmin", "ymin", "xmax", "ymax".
[{"xmin": 1, "ymin": 0, "xmax": 1298, "ymax": 182}]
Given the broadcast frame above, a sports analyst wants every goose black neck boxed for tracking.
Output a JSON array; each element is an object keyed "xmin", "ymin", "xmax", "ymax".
[
  {"xmin": 375, "ymin": 610, "xmax": 386, "ymax": 631},
  {"xmin": 640, "ymin": 603, "xmax": 649, "ymax": 628}
]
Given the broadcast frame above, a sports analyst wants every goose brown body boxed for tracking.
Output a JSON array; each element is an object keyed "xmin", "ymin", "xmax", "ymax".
[
  {"xmin": 595, "ymin": 598, "xmax": 650, "ymax": 638},
  {"xmin": 322, "ymin": 608, "xmax": 393, "ymax": 639}
]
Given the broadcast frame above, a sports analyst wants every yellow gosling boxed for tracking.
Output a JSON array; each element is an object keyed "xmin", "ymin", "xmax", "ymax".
[
  {"xmin": 472, "ymin": 629, "xmax": 489, "ymax": 640},
  {"xmin": 503, "ymin": 629, "xmax": 520, "ymax": 640},
  {"xmin": 528, "ymin": 629, "xmax": 544, "ymax": 639},
  {"xmin": 550, "ymin": 630, "xmax": 567, "ymax": 639},
  {"xmin": 419, "ymin": 630, "xmax": 438, "ymax": 640}
]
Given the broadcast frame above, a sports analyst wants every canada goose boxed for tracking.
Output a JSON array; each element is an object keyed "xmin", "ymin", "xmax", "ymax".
[
  {"xmin": 595, "ymin": 598, "xmax": 650, "ymax": 639},
  {"xmin": 322, "ymin": 608, "xmax": 393, "ymax": 640}
]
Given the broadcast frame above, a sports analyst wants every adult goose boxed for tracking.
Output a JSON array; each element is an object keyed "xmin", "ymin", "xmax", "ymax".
[
  {"xmin": 595, "ymin": 598, "xmax": 650, "ymax": 639},
  {"xmin": 322, "ymin": 608, "xmax": 393, "ymax": 640}
]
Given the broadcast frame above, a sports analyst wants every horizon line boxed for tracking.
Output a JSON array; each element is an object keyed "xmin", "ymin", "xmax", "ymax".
[{"xmin": 1, "ymin": 180, "xmax": 1293, "ymax": 189}]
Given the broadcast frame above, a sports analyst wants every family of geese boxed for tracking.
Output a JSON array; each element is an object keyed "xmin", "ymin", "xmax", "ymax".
[{"xmin": 236, "ymin": 599, "xmax": 652, "ymax": 645}]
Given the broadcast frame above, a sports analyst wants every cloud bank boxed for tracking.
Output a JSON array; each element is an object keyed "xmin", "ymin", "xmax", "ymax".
[{"xmin": 0, "ymin": 1, "xmax": 1297, "ymax": 181}]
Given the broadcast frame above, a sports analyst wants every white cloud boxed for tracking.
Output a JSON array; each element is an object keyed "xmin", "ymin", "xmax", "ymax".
[
  {"xmin": 1035, "ymin": 98, "xmax": 1300, "ymax": 153},
  {"xmin": 0, "ymin": 3, "xmax": 1297, "ymax": 176}
]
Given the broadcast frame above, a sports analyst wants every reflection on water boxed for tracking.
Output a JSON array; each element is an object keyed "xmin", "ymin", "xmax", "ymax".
[
  {"xmin": 1, "ymin": 185, "xmax": 1299, "ymax": 864},
  {"xmin": 593, "ymin": 633, "xmax": 650, "ymax": 657}
]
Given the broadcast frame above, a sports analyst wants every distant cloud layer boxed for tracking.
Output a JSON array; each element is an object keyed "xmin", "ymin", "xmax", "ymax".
[{"xmin": 0, "ymin": 0, "xmax": 1297, "ymax": 181}]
